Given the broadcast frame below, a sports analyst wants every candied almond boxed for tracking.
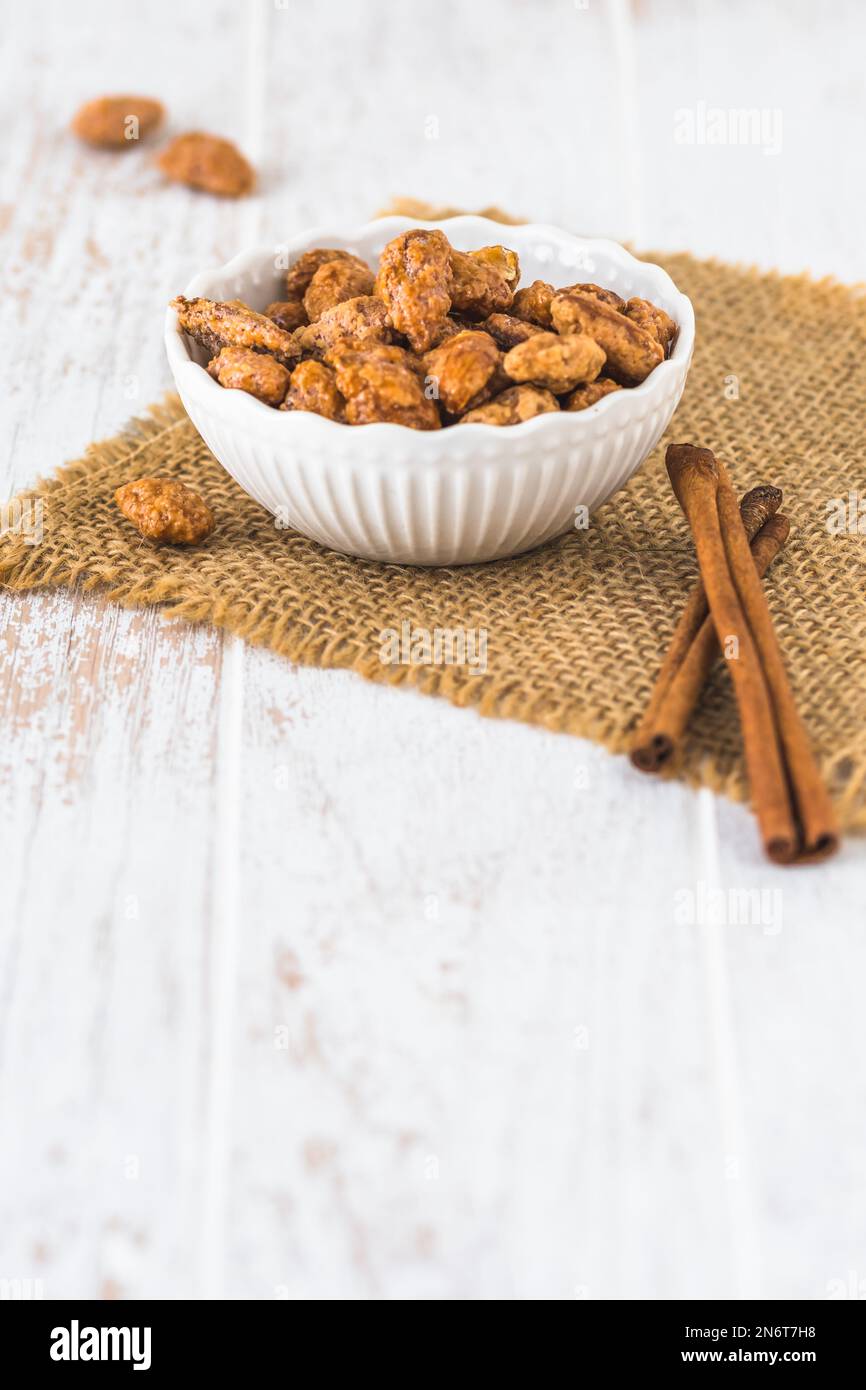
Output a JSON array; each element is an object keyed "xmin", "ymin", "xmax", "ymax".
[
  {"xmin": 510, "ymin": 280, "xmax": 554, "ymax": 328},
  {"xmin": 482, "ymin": 313, "xmax": 546, "ymax": 350},
  {"xmin": 624, "ymin": 297, "xmax": 677, "ymax": 354},
  {"xmin": 449, "ymin": 248, "xmax": 516, "ymax": 318},
  {"xmin": 565, "ymin": 282, "xmax": 626, "ymax": 311},
  {"xmin": 374, "ymin": 229, "xmax": 453, "ymax": 353},
  {"xmin": 172, "ymin": 295, "xmax": 300, "ymax": 368},
  {"xmin": 422, "ymin": 330, "xmax": 501, "ymax": 416},
  {"xmin": 459, "ymin": 385, "xmax": 559, "ymax": 426},
  {"xmin": 281, "ymin": 360, "xmax": 345, "ymax": 421},
  {"xmin": 330, "ymin": 347, "xmax": 440, "ymax": 430},
  {"xmin": 115, "ymin": 477, "xmax": 214, "ymax": 545},
  {"xmin": 72, "ymin": 94, "xmax": 164, "ymax": 147},
  {"xmin": 467, "ymin": 245, "xmax": 520, "ymax": 286},
  {"xmin": 285, "ymin": 249, "xmax": 359, "ymax": 300},
  {"xmin": 503, "ymin": 331, "xmax": 605, "ymax": 394},
  {"xmin": 265, "ymin": 299, "xmax": 308, "ymax": 332},
  {"xmin": 158, "ymin": 132, "xmax": 255, "ymax": 197},
  {"xmin": 561, "ymin": 378, "xmax": 623, "ymax": 411},
  {"xmin": 294, "ymin": 295, "xmax": 391, "ymax": 359},
  {"xmin": 550, "ymin": 291, "xmax": 663, "ymax": 385},
  {"xmin": 324, "ymin": 341, "xmax": 425, "ymax": 377},
  {"xmin": 207, "ymin": 346, "xmax": 291, "ymax": 407},
  {"xmin": 303, "ymin": 257, "xmax": 375, "ymax": 322}
]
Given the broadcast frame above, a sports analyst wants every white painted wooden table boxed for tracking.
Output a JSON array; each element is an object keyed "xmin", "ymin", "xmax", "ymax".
[{"xmin": 1, "ymin": 0, "xmax": 864, "ymax": 1301}]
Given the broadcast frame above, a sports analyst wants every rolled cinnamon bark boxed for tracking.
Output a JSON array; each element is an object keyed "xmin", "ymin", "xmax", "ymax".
[
  {"xmin": 665, "ymin": 444, "xmax": 838, "ymax": 865},
  {"xmin": 632, "ymin": 488, "xmax": 785, "ymax": 772},
  {"xmin": 714, "ymin": 460, "xmax": 838, "ymax": 862}
]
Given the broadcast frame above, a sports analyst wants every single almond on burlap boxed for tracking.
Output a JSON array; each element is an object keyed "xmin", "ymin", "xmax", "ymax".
[{"xmin": 115, "ymin": 477, "xmax": 214, "ymax": 545}]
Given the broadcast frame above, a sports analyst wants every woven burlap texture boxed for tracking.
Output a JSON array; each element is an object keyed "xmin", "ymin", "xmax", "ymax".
[{"xmin": 2, "ymin": 251, "xmax": 865, "ymax": 829}]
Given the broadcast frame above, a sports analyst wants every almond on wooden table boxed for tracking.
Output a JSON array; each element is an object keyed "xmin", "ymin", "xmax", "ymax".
[
  {"xmin": 71, "ymin": 94, "xmax": 164, "ymax": 147},
  {"xmin": 157, "ymin": 131, "xmax": 255, "ymax": 197}
]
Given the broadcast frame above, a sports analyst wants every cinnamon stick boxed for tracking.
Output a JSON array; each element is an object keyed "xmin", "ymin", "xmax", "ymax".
[
  {"xmin": 665, "ymin": 444, "xmax": 838, "ymax": 865},
  {"xmin": 631, "ymin": 499, "xmax": 788, "ymax": 771}
]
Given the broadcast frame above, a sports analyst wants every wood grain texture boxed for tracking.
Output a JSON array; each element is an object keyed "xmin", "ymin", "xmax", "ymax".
[{"xmin": 0, "ymin": 0, "xmax": 864, "ymax": 1300}]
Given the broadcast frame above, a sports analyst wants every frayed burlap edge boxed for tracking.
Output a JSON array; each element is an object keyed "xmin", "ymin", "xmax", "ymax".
[
  {"xmin": 4, "ymin": 256, "xmax": 866, "ymax": 833},
  {"xmin": 2, "ymin": 393, "xmax": 865, "ymax": 832}
]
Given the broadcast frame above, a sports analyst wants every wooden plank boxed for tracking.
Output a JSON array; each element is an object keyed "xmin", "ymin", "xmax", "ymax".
[
  {"xmin": 0, "ymin": 0, "xmax": 251, "ymax": 1297},
  {"xmin": 232, "ymin": 660, "xmax": 727, "ymax": 1298},
  {"xmin": 0, "ymin": 589, "xmax": 224, "ymax": 1297}
]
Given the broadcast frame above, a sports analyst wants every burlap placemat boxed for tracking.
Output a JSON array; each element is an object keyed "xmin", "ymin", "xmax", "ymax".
[{"xmin": 2, "ymin": 250, "xmax": 865, "ymax": 829}]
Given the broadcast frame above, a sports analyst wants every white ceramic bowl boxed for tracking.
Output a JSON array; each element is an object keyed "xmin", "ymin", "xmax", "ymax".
[{"xmin": 165, "ymin": 216, "xmax": 694, "ymax": 565}]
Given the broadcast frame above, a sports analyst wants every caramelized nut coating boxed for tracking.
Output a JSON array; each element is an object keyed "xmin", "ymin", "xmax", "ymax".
[
  {"xmin": 459, "ymin": 385, "xmax": 560, "ymax": 426},
  {"xmin": 561, "ymin": 378, "xmax": 623, "ymax": 411},
  {"xmin": 482, "ymin": 313, "xmax": 546, "ymax": 350},
  {"xmin": 171, "ymin": 230, "xmax": 675, "ymax": 428},
  {"xmin": 425, "ymin": 314, "xmax": 481, "ymax": 347},
  {"xmin": 503, "ymin": 331, "xmax": 605, "ymax": 394},
  {"xmin": 550, "ymin": 291, "xmax": 663, "ymax": 385},
  {"xmin": 281, "ymin": 360, "xmax": 345, "ymax": 421},
  {"xmin": 72, "ymin": 94, "xmax": 164, "ymax": 147},
  {"xmin": 158, "ymin": 132, "xmax": 255, "ymax": 197},
  {"xmin": 207, "ymin": 346, "xmax": 291, "ymax": 407},
  {"xmin": 449, "ymin": 248, "xmax": 516, "ymax": 318},
  {"xmin": 623, "ymin": 297, "xmax": 677, "ymax": 354},
  {"xmin": 324, "ymin": 341, "xmax": 426, "ymax": 378},
  {"xmin": 510, "ymin": 280, "xmax": 554, "ymax": 328},
  {"xmin": 374, "ymin": 229, "xmax": 453, "ymax": 353},
  {"xmin": 422, "ymin": 330, "xmax": 501, "ymax": 416},
  {"xmin": 470, "ymin": 244, "xmax": 520, "ymax": 287},
  {"xmin": 115, "ymin": 477, "xmax": 214, "ymax": 544},
  {"xmin": 172, "ymin": 295, "xmax": 300, "ymax": 368},
  {"xmin": 330, "ymin": 348, "xmax": 441, "ymax": 429},
  {"xmin": 294, "ymin": 296, "xmax": 391, "ymax": 358},
  {"xmin": 266, "ymin": 299, "xmax": 308, "ymax": 332},
  {"xmin": 285, "ymin": 248, "xmax": 357, "ymax": 300},
  {"xmin": 303, "ymin": 256, "xmax": 375, "ymax": 321},
  {"xmin": 462, "ymin": 361, "xmax": 512, "ymax": 414},
  {"xmin": 565, "ymin": 282, "xmax": 626, "ymax": 310}
]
